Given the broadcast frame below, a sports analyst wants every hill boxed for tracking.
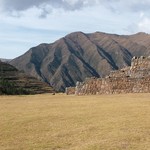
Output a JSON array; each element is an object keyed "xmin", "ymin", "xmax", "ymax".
[
  {"xmin": 0, "ymin": 61, "xmax": 54, "ymax": 95},
  {"xmin": 0, "ymin": 58, "xmax": 11, "ymax": 63},
  {"xmin": 10, "ymin": 32, "xmax": 150, "ymax": 92}
]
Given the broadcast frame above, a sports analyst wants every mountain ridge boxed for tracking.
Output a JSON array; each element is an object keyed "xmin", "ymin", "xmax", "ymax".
[
  {"xmin": 10, "ymin": 31, "xmax": 150, "ymax": 91},
  {"xmin": 0, "ymin": 58, "xmax": 12, "ymax": 63}
]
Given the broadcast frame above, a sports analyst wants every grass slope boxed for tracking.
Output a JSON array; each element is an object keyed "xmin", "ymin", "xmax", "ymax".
[{"xmin": 0, "ymin": 94, "xmax": 150, "ymax": 150}]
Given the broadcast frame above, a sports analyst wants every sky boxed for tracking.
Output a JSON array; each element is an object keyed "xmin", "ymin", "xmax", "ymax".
[{"xmin": 0, "ymin": 0, "xmax": 150, "ymax": 59}]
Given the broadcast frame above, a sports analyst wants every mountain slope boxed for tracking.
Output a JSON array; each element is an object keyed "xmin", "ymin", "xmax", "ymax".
[
  {"xmin": 10, "ymin": 32, "xmax": 150, "ymax": 92},
  {"xmin": 0, "ymin": 58, "xmax": 12, "ymax": 63},
  {"xmin": 0, "ymin": 61, "xmax": 54, "ymax": 95}
]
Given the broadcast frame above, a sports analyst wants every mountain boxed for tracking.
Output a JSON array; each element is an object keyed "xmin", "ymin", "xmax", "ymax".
[
  {"xmin": 0, "ymin": 61, "xmax": 54, "ymax": 95},
  {"xmin": 10, "ymin": 32, "xmax": 150, "ymax": 92},
  {"xmin": 0, "ymin": 58, "xmax": 12, "ymax": 63}
]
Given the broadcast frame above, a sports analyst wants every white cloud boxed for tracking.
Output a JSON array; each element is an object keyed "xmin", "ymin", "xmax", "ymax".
[
  {"xmin": 138, "ymin": 17, "xmax": 150, "ymax": 32},
  {"xmin": 140, "ymin": 12, "xmax": 145, "ymax": 18}
]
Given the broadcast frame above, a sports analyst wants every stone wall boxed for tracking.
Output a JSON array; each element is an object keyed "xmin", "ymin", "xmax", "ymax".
[
  {"xmin": 66, "ymin": 56, "xmax": 150, "ymax": 95},
  {"xmin": 74, "ymin": 77, "xmax": 150, "ymax": 95},
  {"xmin": 130, "ymin": 56, "xmax": 150, "ymax": 78},
  {"xmin": 65, "ymin": 87, "xmax": 75, "ymax": 95}
]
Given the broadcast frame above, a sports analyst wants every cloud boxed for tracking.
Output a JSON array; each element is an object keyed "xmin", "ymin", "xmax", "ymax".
[
  {"xmin": 1, "ymin": 0, "xmax": 150, "ymax": 13},
  {"xmin": 129, "ymin": 0, "xmax": 150, "ymax": 12},
  {"xmin": 138, "ymin": 17, "xmax": 150, "ymax": 32},
  {"xmin": 0, "ymin": 0, "xmax": 101, "ymax": 18},
  {"xmin": 0, "ymin": 0, "xmax": 96, "ymax": 12},
  {"xmin": 1, "ymin": 0, "xmax": 150, "ymax": 59},
  {"xmin": 125, "ymin": 11, "xmax": 150, "ymax": 34},
  {"xmin": 1, "ymin": 0, "xmax": 51, "ymax": 11},
  {"xmin": 1, "ymin": 0, "xmax": 150, "ymax": 18},
  {"xmin": 1, "ymin": 0, "xmax": 150, "ymax": 33}
]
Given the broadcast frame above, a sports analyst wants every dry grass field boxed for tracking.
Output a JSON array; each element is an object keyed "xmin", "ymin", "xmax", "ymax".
[{"xmin": 0, "ymin": 93, "xmax": 150, "ymax": 150}]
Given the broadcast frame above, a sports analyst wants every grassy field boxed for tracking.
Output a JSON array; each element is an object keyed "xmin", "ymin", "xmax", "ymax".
[{"xmin": 0, "ymin": 93, "xmax": 150, "ymax": 150}]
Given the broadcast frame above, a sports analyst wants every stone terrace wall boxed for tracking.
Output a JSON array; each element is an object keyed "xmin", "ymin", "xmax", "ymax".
[
  {"xmin": 130, "ymin": 56, "xmax": 150, "ymax": 78},
  {"xmin": 74, "ymin": 77, "xmax": 150, "ymax": 95},
  {"xmin": 131, "ymin": 56, "xmax": 150, "ymax": 70},
  {"xmin": 66, "ymin": 56, "xmax": 150, "ymax": 95},
  {"xmin": 65, "ymin": 87, "xmax": 75, "ymax": 95}
]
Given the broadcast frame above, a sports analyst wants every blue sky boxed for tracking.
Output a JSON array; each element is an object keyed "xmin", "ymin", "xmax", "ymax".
[{"xmin": 0, "ymin": 0, "xmax": 150, "ymax": 59}]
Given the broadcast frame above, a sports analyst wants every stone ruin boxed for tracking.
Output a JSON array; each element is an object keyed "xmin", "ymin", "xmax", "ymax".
[{"xmin": 66, "ymin": 56, "xmax": 150, "ymax": 95}]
